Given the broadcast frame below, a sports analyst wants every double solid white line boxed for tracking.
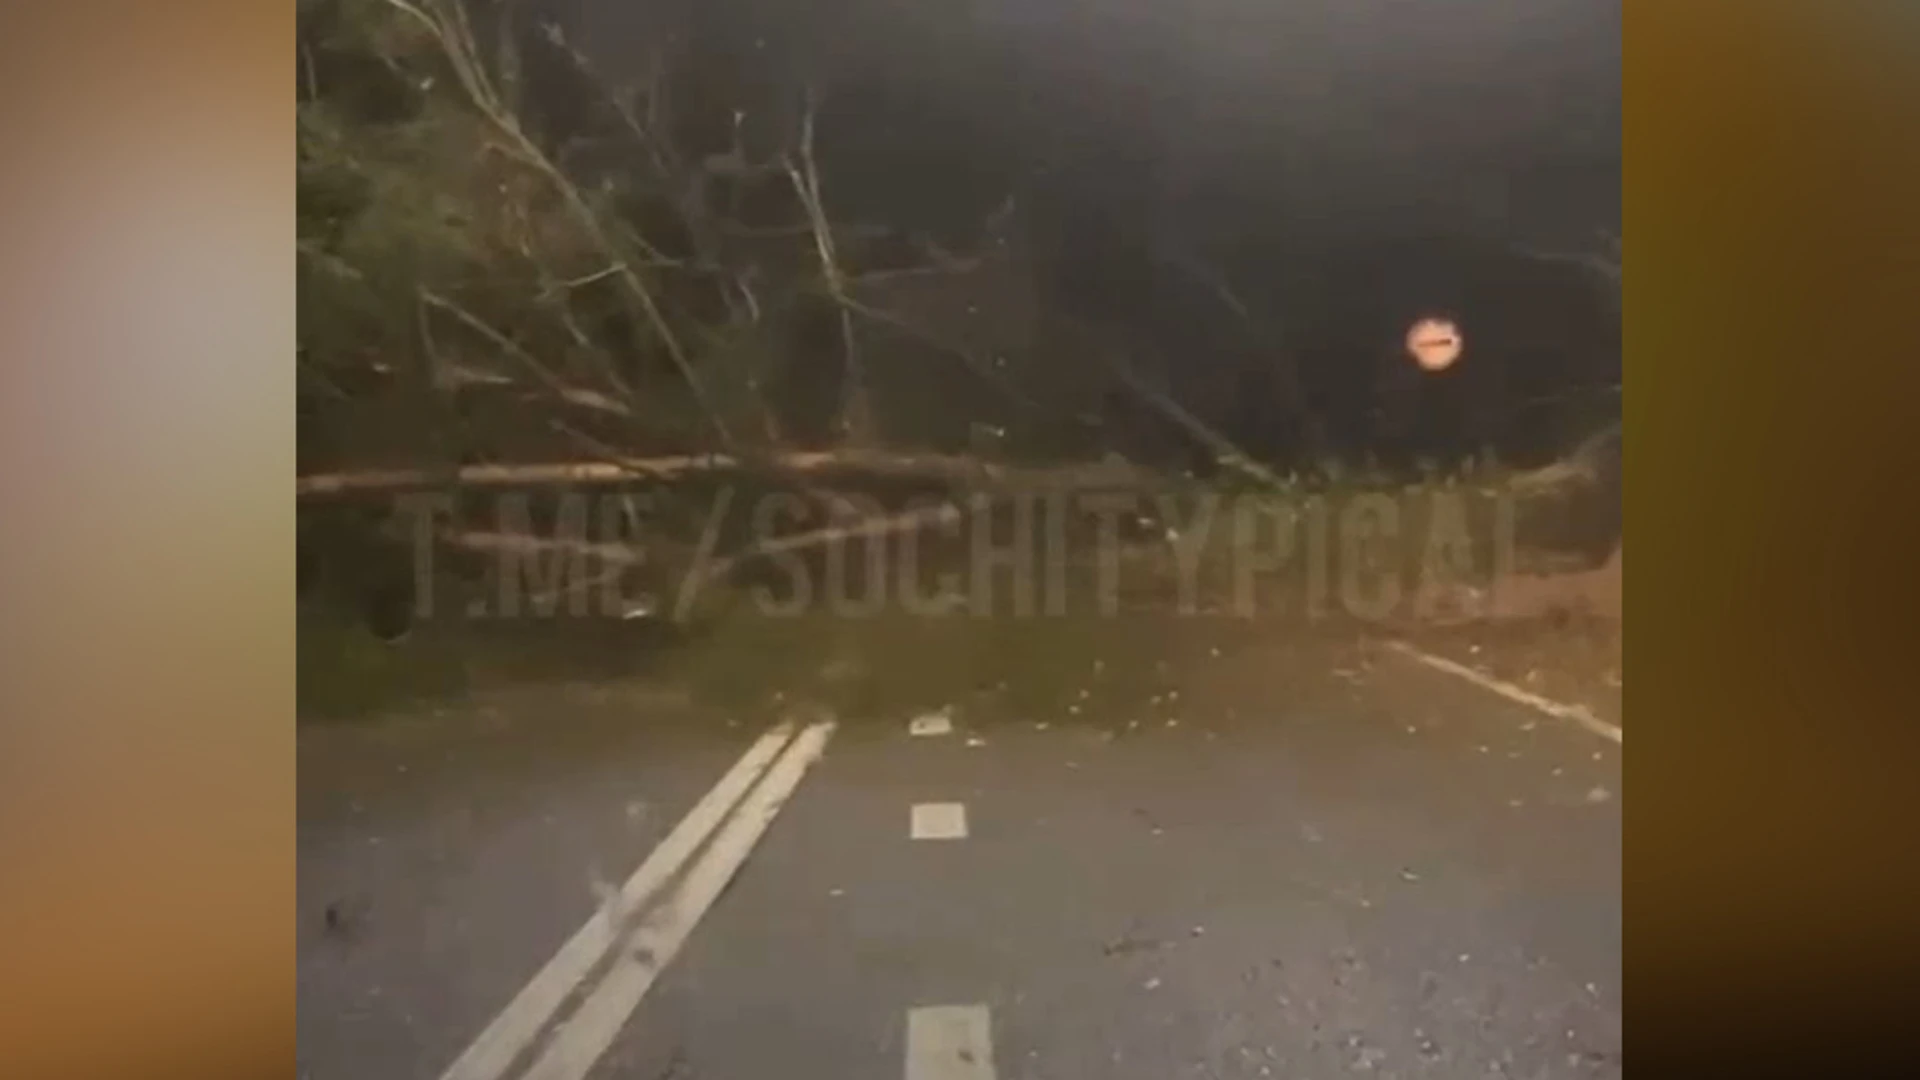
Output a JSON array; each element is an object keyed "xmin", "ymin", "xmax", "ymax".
[{"xmin": 439, "ymin": 718, "xmax": 836, "ymax": 1080}]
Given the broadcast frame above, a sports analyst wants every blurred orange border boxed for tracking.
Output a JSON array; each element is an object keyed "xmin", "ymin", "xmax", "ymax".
[{"xmin": 1, "ymin": 3, "xmax": 293, "ymax": 1078}]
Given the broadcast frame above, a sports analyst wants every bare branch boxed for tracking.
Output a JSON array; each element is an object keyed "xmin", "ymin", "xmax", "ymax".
[
  {"xmin": 419, "ymin": 289, "xmax": 628, "ymax": 416},
  {"xmin": 783, "ymin": 88, "xmax": 867, "ymax": 441},
  {"xmin": 839, "ymin": 295, "xmax": 1040, "ymax": 413},
  {"xmin": 1106, "ymin": 352, "xmax": 1289, "ymax": 492},
  {"xmin": 541, "ymin": 264, "xmax": 623, "ymax": 296},
  {"xmin": 1156, "ymin": 242, "xmax": 1324, "ymax": 456},
  {"xmin": 1513, "ymin": 230, "xmax": 1621, "ymax": 284},
  {"xmin": 542, "ymin": 23, "xmax": 672, "ymax": 181},
  {"xmin": 298, "ymin": 240, "xmax": 365, "ymax": 282},
  {"xmin": 379, "ymin": 0, "xmax": 734, "ymax": 449}
]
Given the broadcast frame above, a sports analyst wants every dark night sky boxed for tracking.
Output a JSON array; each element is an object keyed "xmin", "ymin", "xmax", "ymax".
[
  {"xmin": 568, "ymin": 0, "xmax": 1618, "ymax": 236},
  {"xmin": 557, "ymin": 0, "xmax": 1621, "ymax": 465}
]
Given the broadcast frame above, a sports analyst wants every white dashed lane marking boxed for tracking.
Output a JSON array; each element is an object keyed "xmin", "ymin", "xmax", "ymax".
[
  {"xmin": 906, "ymin": 1005, "xmax": 996, "ymax": 1080},
  {"xmin": 911, "ymin": 802, "xmax": 969, "ymax": 840}
]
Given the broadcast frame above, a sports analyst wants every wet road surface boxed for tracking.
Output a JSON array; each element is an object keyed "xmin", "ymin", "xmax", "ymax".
[{"xmin": 298, "ymin": 635, "xmax": 1620, "ymax": 1080}]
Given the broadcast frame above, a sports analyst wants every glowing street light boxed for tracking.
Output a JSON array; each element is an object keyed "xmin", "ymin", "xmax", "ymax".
[{"xmin": 1405, "ymin": 317, "xmax": 1463, "ymax": 372}]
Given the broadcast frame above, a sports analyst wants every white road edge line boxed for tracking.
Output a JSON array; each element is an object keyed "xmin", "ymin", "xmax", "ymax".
[
  {"xmin": 437, "ymin": 720, "xmax": 800, "ymax": 1080},
  {"xmin": 906, "ymin": 1004, "xmax": 996, "ymax": 1080},
  {"xmin": 519, "ymin": 720, "xmax": 838, "ymax": 1080},
  {"xmin": 1386, "ymin": 641, "xmax": 1623, "ymax": 744}
]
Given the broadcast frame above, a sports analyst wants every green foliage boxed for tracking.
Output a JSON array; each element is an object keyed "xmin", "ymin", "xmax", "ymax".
[
  {"xmin": 297, "ymin": 0, "xmax": 1057, "ymax": 473},
  {"xmin": 297, "ymin": 0, "xmax": 721, "ymax": 462}
]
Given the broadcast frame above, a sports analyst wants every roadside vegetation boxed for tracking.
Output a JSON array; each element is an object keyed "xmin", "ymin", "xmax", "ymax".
[{"xmin": 297, "ymin": 0, "xmax": 1620, "ymax": 721}]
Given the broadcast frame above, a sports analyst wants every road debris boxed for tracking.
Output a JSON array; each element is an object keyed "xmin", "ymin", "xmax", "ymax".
[
  {"xmin": 1102, "ymin": 934, "xmax": 1167, "ymax": 957},
  {"xmin": 909, "ymin": 708, "xmax": 955, "ymax": 737}
]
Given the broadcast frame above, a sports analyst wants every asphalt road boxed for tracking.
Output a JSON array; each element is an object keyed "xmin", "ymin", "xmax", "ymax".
[{"xmin": 298, "ymin": 636, "xmax": 1621, "ymax": 1080}]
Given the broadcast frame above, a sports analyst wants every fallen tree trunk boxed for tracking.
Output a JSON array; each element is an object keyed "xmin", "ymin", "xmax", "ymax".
[
  {"xmin": 297, "ymin": 449, "xmax": 1156, "ymax": 498},
  {"xmin": 438, "ymin": 529, "xmax": 647, "ymax": 565},
  {"xmin": 296, "ymin": 451, "xmax": 981, "ymax": 496}
]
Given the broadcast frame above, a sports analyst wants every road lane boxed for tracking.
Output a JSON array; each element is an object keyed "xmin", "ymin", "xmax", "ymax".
[
  {"xmin": 299, "ymin": 636, "xmax": 1620, "ymax": 1080},
  {"xmin": 297, "ymin": 685, "xmax": 773, "ymax": 1080}
]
